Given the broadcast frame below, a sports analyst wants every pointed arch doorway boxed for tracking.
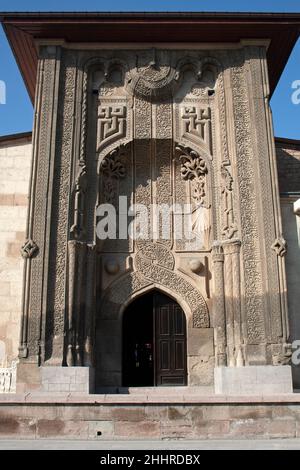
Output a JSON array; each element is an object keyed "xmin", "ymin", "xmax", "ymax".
[{"xmin": 122, "ymin": 291, "xmax": 187, "ymax": 387}]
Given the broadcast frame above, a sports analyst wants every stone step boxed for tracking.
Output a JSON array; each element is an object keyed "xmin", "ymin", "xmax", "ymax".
[{"xmin": 97, "ymin": 386, "xmax": 214, "ymax": 395}]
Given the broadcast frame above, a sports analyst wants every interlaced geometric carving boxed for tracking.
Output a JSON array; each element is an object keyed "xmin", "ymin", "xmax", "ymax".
[
  {"xmin": 181, "ymin": 106, "xmax": 212, "ymax": 152},
  {"xmin": 98, "ymin": 105, "xmax": 126, "ymax": 149}
]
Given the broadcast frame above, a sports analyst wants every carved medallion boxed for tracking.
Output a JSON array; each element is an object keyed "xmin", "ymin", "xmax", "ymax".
[
  {"xmin": 21, "ymin": 239, "xmax": 39, "ymax": 259},
  {"xmin": 126, "ymin": 63, "xmax": 179, "ymax": 101},
  {"xmin": 271, "ymin": 237, "xmax": 287, "ymax": 257}
]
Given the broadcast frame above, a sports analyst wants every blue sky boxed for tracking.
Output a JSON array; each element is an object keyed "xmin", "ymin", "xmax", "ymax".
[{"xmin": 0, "ymin": 0, "xmax": 299, "ymax": 139}]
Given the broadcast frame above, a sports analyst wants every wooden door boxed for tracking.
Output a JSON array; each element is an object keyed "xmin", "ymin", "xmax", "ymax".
[{"xmin": 154, "ymin": 292, "xmax": 187, "ymax": 386}]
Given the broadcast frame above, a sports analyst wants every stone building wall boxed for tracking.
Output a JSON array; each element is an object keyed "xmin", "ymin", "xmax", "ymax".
[
  {"xmin": 276, "ymin": 139, "xmax": 300, "ymax": 388},
  {"xmin": 0, "ymin": 135, "xmax": 31, "ymax": 368}
]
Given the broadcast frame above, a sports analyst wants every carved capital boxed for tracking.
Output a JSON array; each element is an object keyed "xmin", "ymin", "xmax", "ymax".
[
  {"xmin": 272, "ymin": 343, "xmax": 292, "ymax": 366},
  {"xmin": 212, "ymin": 242, "xmax": 224, "ymax": 263},
  {"xmin": 18, "ymin": 344, "xmax": 28, "ymax": 359},
  {"xmin": 20, "ymin": 239, "xmax": 39, "ymax": 259},
  {"xmin": 222, "ymin": 239, "xmax": 241, "ymax": 255}
]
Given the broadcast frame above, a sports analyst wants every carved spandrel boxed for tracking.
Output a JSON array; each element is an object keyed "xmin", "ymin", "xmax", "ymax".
[
  {"xmin": 100, "ymin": 145, "xmax": 127, "ymax": 180},
  {"xmin": 98, "ymin": 143, "xmax": 133, "ymax": 253},
  {"xmin": 99, "ymin": 144, "xmax": 128, "ymax": 206},
  {"xmin": 134, "ymin": 242, "xmax": 210, "ymax": 328}
]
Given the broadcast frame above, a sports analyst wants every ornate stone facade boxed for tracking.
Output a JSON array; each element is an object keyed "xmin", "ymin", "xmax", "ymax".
[{"xmin": 14, "ymin": 44, "xmax": 291, "ymax": 392}]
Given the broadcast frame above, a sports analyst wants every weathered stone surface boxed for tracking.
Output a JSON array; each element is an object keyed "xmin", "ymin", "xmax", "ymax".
[
  {"xmin": 114, "ymin": 420, "xmax": 161, "ymax": 438},
  {"xmin": 0, "ymin": 141, "xmax": 31, "ymax": 372},
  {"xmin": 88, "ymin": 420, "xmax": 114, "ymax": 439},
  {"xmin": 0, "ymin": 417, "xmax": 36, "ymax": 437},
  {"xmin": 188, "ymin": 328, "xmax": 214, "ymax": 356},
  {"xmin": 188, "ymin": 356, "xmax": 215, "ymax": 386},
  {"xmin": 41, "ymin": 367, "xmax": 94, "ymax": 394},
  {"xmin": 0, "ymin": 401, "xmax": 300, "ymax": 439},
  {"xmin": 111, "ymin": 407, "xmax": 146, "ymax": 422},
  {"xmin": 215, "ymin": 366, "xmax": 293, "ymax": 395},
  {"xmin": 37, "ymin": 419, "xmax": 89, "ymax": 439},
  {"xmin": 16, "ymin": 363, "xmax": 41, "ymax": 393}
]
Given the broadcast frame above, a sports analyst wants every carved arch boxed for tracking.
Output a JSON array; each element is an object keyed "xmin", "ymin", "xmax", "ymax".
[{"xmin": 100, "ymin": 270, "xmax": 210, "ymax": 328}]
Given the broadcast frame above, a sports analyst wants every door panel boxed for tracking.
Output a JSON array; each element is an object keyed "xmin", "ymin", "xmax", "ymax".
[
  {"xmin": 154, "ymin": 293, "xmax": 187, "ymax": 386},
  {"xmin": 122, "ymin": 293, "xmax": 154, "ymax": 387},
  {"xmin": 123, "ymin": 291, "xmax": 187, "ymax": 387}
]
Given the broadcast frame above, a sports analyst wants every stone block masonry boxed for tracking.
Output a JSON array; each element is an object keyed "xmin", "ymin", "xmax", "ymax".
[
  {"xmin": 0, "ymin": 395, "xmax": 300, "ymax": 440},
  {"xmin": 214, "ymin": 366, "xmax": 293, "ymax": 395},
  {"xmin": 0, "ymin": 140, "xmax": 32, "ymax": 368},
  {"xmin": 41, "ymin": 367, "xmax": 95, "ymax": 394}
]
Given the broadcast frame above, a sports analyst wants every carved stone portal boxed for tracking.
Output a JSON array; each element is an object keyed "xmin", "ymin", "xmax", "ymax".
[{"xmin": 17, "ymin": 46, "xmax": 291, "ymax": 393}]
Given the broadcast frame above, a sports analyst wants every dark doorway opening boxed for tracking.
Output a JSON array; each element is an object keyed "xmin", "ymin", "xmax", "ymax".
[{"xmin": 122, "ymin": 291, "xmax": 187, "ymax": 387}]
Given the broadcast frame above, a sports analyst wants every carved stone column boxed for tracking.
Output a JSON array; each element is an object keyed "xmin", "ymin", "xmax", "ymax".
[
  {"xmin": 83, "ymin": 244, "xmax": 96, "ymax": 367},
  {"xmin": 66, "ymin": 240, "xmax": 88, "ymax": 367},
  {"xmin": 223, "ymin": 239, "xmax": 244, "ymax": 367},
  {"xmin": 17, "ymin": 46, "xmax": 62, "ymax": 390},
  {"xmin": 212, "ymin": 243, "xmax": 227, "ymax": 366},
  {"xmin": 230, "ymin": 46, "xmax": 291, "ymax": 364}
]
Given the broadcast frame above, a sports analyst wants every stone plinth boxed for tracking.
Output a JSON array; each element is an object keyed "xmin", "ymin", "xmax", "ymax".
[
  {"xmin": 1, "ymin": 393, "xmax": 300, "ymax": 439},
  {"xmin": 40, "ymin": 367, "xmax": 94, "ymax": 394},
  {"xmin": 214, "ymin": 366, "xmax": 293, "ymax": 395}
]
